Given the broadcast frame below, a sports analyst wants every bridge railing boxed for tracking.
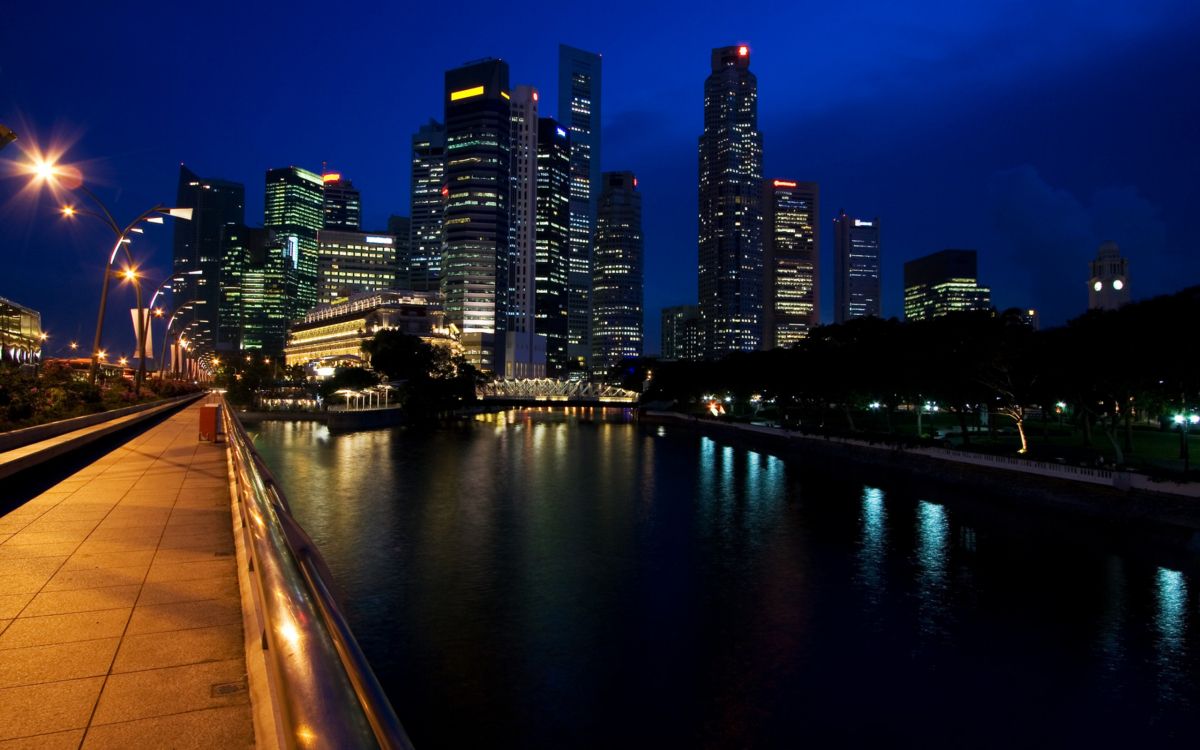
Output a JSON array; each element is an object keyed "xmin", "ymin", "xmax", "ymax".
[{"xmin": 220, "ymin": 394, "xmax": 414, "ymax": 750}]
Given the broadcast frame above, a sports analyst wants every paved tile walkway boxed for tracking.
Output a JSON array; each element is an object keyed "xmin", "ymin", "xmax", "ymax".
[{"xmin": 0, "ymin": 401, "xmax": 254, "ymax": 748}]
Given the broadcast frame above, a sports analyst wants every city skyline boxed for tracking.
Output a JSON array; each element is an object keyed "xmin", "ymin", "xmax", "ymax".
[{"xmin": 2, "ymin": 2, "xmax": 1197, "ymax": 356}]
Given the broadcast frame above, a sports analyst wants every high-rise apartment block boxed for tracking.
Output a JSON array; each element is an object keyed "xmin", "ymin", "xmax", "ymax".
[
  {"xmin": 833, "ymin": 211, "xmax": 881, "ymax": 324},
  {"xmin": 558, "ymin": 44, "xmax": 602, "ymax": 373},
  {"xmin": 763, "ymin": 180, "xmax": 819, "ymax": 348},
  {"xmin": 698, "ymin": 44, "xmax": 763, "ymax": 358},
  {"xmin": 591, "ymin": 172, "xmax": 643, "ymax": 382},
  {"xmin": 903, "ymin": 249, "xmax": 992, "ymax": 321},
  {"xmin": 443, "ymin": 59, "xmax": 511, "ymax": 372}
]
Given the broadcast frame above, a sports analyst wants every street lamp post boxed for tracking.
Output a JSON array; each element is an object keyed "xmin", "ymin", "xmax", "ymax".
[{"xmin": 1174, "ymin": 410, "xmax": 1199, "ymax": 475}]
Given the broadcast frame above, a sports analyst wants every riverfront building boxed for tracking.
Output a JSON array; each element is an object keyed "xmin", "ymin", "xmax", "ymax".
[
  {"xmin": 264, "ymin": 166, "xmax": 324, "ymax": 318},
  {"xmin": 443, "ymin": 59, "xmax": 511, "ymax": 373},
  {"xmin": 558, "ymin": 44, "xmax": 603, "ymax": 373},
  {"xmin": 0, "ymin": 295, "xmax": 43, "ymax": 364},
  {"xmin": 535, "ymin": 118, "xmax": 572, "ymax": 376},
  {"xmin": 903, "ymin": 249, "xmax": 992, "ymax": 321},
  {"xmin": 763, "ymin": 180, "xmax": 819, "ymax": 348},
  {"xmin": 591, "ymin": 172, "xmax": 643, "ymax": 382},
  {"xmin": 321, "ymin": 173, "xmax": 361, "ymax": 230},
  {"xmin": 505, "ymin": 85, "xmax": 546, "ymax": 379},
  {"xmin": 661, "ymin": 304, "xmax": 702, "ymax": 361},
  {"xmin": 283, "ymin": 290, "xmax": 455, "ymax": 371},
  {"xmin": 833, "ymin": 211, "xmax": 881, "ymax": 324},
  {"xmin": 316, "ymin": 230, "xmax": 401, "ymax": 305},
  {"xmin": 409, "ymin": 120, "xmax": 446, "ymax": 292},
  {"xmin": 698, "ymin": 44, "xmax": 764, "ymax": 358},
  {"xmin": 172, "ymin": 165, "xmax": 245, "ymax": 351},
  {"xmin": 1088, "ymin": 241, "xmax": 1130, "ymax": 311}
]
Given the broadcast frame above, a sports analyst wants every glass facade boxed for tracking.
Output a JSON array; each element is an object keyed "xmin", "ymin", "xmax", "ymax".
[
  {"xmin": 591, "ymin": 172, "xmax": 643, "ymax": 382},
  {"xmin": 903, "ymin": 249, "xmax": 992, "ymax": 321},
  {"xmin": 316, "ymin": 229, "xmax": 400, "ymax": 305},
  {"xmin": 535, "ymin": 118, "xmax": 572, "ymax": 377},
  {"xmin": 558, "ymin": 44, "xmax": 602, "ymax": 373},
  {"xmin": 264, "ymin": 166, "xmax": 324, "ymax": 319},
  {"xmin": 698, "ymin": 45, "xmax": 764, "ymax": 358},
  {"xmin": 763, "ymin": 180, "xmax": 819, "ymax": 348},
  {"xmin": 833, "ymin": 211, "xmax": 881, "ymax": 324},
  {"xmin": 409, "ymin": 120, "xmax": 446, "ymax": 293},
  {"xmin": 221, "ymin": 226, "xmax": 296, "ymax": 356}
]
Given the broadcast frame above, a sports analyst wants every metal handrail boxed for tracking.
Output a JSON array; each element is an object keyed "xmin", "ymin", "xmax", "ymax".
[{"xmin": 220, "ymin": 394, "xmax": 414, "ymax": 750}]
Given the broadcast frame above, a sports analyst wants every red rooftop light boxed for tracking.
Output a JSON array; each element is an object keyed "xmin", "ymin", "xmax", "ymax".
[{"xmin": 738, "ymin": 46, "xmax": 748, "ymax": 57}]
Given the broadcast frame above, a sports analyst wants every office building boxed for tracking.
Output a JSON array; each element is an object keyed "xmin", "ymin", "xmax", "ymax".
[
  {"xmin": 504, "ymin": 85, "xmax": 546, "ymax": 378},
  {"xmin": 661, "ymin": 304, "xmax": 702, "ymax": 361},
  {"xmin": 264, "ymin": 166, "xmax": 324, "ymax": 318},
  {"xmin": 221, "ymin": 226, "xmax": 296, "ymax": 356},
  {"xmin": 321, "ymin": 172, "xmax": 361, "ymax": 230},
  {"xmin": 591, "ymin": 172, "xmax": 643, "ymax": 382},
  {"xmin": 387, "ymin": 215, "xmax": 412, "ymax": 288},
  {"xmin": 409, "ymin": 120, "xmax": 446, "ymax": 292},
  {"xmin": 172, "ymin": 165, "xmax": 245, "ymax": 350},
  {"xmin": 0, "ymin": 295, "xmax": 43, "ymax": 364},
  {"xmin": 698, "ymin": 44, "xmax": 764, "ymax": 358},
  {"xmin": 1088, "ymin": 241, "xmax": 1130, "ymax": 310},
  {"xmin": 763, "ymin": 180, "xmax": 819, "ymax": 348},
  {"xmin": 833, "ymin": 211, "xmax": 881, "ymax": 324},
  {"xmin": 316, "ymin": 229, "xmax": 401, "ymax": 305},
  {"xmin": 535, "ymin": 118, "xmax": 572, "ymax": 376},
  {"xmin": 558, "ymin": 44, "xmax": 602, "ymax": 372},
  {"xmin": 903, "ymin": 249, "xmax": 992, "ymax": 321},
  {"xmin": 443, "ymin": 59, "xmax": 511, "ymax": 372}
]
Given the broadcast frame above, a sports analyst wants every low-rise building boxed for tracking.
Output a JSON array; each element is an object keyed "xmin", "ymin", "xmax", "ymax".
[{"xmin": 0, "ymin": 295, "xmax": 44, "ymax": 364}]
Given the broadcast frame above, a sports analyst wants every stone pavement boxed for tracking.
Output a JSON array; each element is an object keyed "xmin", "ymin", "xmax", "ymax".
[{"xmin": 0, "ymin": 400, "xmax": 254, "ymax": 748}]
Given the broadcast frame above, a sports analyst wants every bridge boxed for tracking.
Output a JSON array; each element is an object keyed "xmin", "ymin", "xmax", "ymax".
[{"xmin": 478, "ymin": 378, "xmax": 640, "ymax": 405}]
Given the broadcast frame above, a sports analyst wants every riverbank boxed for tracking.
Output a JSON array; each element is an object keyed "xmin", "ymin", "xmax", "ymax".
[{"xmin": 643, "ymin": 410, "xmax": 1200, "ymax": 539}]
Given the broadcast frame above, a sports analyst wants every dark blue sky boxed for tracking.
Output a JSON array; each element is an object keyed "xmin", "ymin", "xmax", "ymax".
[{"xmin": 3, "ymin": 0, "xmax": 1198, "ymax": 357}]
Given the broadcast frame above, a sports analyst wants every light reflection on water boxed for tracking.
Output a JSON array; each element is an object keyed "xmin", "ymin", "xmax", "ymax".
[{"xmin": 249, "ymin": 411, "xmax": 1200, "ymax": 748}]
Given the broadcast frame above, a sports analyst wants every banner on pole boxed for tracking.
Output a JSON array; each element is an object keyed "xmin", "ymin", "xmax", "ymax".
[{"xmin": 130, "ymin": 309, "xmax": 153, "ymax": 360}]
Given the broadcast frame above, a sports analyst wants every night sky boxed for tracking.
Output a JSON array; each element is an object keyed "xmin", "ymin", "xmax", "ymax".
[{"xmin": 2, "ymin": 1, "xmax": 1198, "ymax": 357}]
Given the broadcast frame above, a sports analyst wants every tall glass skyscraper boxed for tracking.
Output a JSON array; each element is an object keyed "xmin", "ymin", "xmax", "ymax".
[
  {"xmin": 698, "ymin": 44, "xmax": 763, "ymax": 358},
  {"xmin": 591, "ymin": 172, "xmax": 642, "ymax": 382},
  {"xmin": 833, "ymin": 211, "xmax": 881, "ymax": 323},
  {"xmin": 504, "ymin": 85, "xmax": 546, "ymax": 378},
  {"xmin": 409, "ymin": 120, "xmax": 446, "ymax": 293},
  {"xmin": 264, "ymin": 166, "xmax": 323, "ymax": 318},
  {"xmin": 220, "ymin": 225, "xmax": 295, "ymax": 356},
  {"xmin": 172, "ymin": 165, "xmax": 244, "ymax": 351},
  {"xmin": 763, "ymin": 180, "xmax": 819, "ymax": 348},
  {"xmin": 321, "ymin": 173, "xmax": 361, "ymax": 230},
  {"xmin": 443, "ymin": 59, "xmax": 511, "ymax": 373},
  {"xmin": 535, "ymin": 118, "xmax": 572, "ymax": 376},
  {"xmin": 558, "ymin": 44, "xmax": 602, "ymax": 373}
]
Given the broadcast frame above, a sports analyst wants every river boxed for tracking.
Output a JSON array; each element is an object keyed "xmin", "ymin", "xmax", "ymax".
[{"xmin": 250, "ymin": 408, "xmax": 1199, "ymax": 748}]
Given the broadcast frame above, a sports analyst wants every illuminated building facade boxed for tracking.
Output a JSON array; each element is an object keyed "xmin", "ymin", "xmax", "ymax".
[
  {"xmin": 321, "ymin": 173, "xmax": 361, "ymax": 230},
  {"xmin": 504, "ymin": 85, "xmax": 546, "ymax": 379},
  {"xmin": 172, "ymin": 165, "xmax": 245, "ymax": 350},
  {"xmin": 698, "ymin": 44, "xmax": 763, "ymax": 358},
  {"xmin": 558, "ymin": 44, "xmax": 602, "ymax": 372},
  {"xmin": 535, "ymin": 118, "xmax": 572, "ymax": 376},
  {"xmin": 316, "ymin": 229, "xmax": 401, "ymax": 305},
  {"xmin": 833, "ymin": 211, "xmax": 881, "ymax": 324},
  {"xmin": 221, "ymin": 226, "xmax": 296, "ymax": 355},
  {"xmin": 1088, "ymin": 241, "xmax": 1130, "ymax": 310},
  {"xmin": 0, "ymin": 295, "xmax": 43, "ymax": 364},
  {"xmin": 264, "ymin": 166, "xmax": 324, "ymax": 318},
  {"xmin": 661, "ymin": 304, "xmax": 702, "ymax": 361},
  {"xmin": 591, "ymin": 172, "xmax": 643, "ymax": 382},
  {"xmin": 283, "ymin": 290, "xmax": 454, "ymax": 370},
  {"xmin": 903, "ymin": 249, "xmax": 992, "ymax": 321},
  {"xmin": 443, "ymin": 59, "xmax": 511, "ymax": 373},
  {"xmin": 409, "ymin": 120, "xmax": 446, "ymax": 292},
  {"xmin": 387, "ymin": 215, "xmax": 411, "ymax": 288},
  {"xmin": 763, "ymin": 180, "xmax": 819, "ymax": 348}
]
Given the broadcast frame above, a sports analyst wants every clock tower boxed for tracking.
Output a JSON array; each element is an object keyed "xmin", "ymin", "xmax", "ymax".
[{"xmin": 1088, "ymin": 241, "xmax": 1129, "ymax": 311}]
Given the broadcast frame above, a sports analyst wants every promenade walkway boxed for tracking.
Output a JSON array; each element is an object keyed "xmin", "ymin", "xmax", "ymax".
[{"xmin": 0, "ymin": 401, "xmax": 254, "ymax": 748}]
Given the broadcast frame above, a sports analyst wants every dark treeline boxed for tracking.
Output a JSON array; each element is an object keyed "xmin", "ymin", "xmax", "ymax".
[{"xmin": 641, "ymin": 286, "xmax": 1200, "ymax": 462}]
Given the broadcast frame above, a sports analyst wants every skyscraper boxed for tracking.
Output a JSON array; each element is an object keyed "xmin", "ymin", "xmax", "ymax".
[
  {"xmin": 443, "ymin": 59, "xmax": 511, "ymax": 373},
  {"xmin": 504, "ymin": 85, "xmax": 546, "ymax": 378},
  {"xmin": 316, "ymin": 229, "xmax": 401, "ymax": 305},
  {"xmin": 558, "ymin": 44, "xmax": 602, "ymax": 373},
  {"xmin": 172, "ymin": 165, "xmax": 245, "ymax": 351},
  {"xmin": 409, "ymin": 120, "xmax": 446, "ymax": 293},
  {"xmin": 661, "ymin": 304, "xmax": 702, "ymax": 361},
  {"xmin": 387, "ymin": 214, "xmax": 411, "ymax": 288},
  {"xmin": 535, "ymin": 118, "xmax": 572, "ymax": 376},
  {"xmin": 833, "ymin": 211, "xmax": 881, "ymax": 324},
  {"xmin": 1088, "ymin": 241, "xmax": 1130, "ymax": 310},
  {"xmin": 903, "ymin": 249, "xmax": 992, "ymax": 321},
  {"xmin": 220, "ymin": 225, "xmax": 295, "ymax": 356},
  {"xmin": 591, "ymin": 172, "xmax": 643, "ymax": 382},
  {"xmin": 321, "ymin": 173, "xmax": 361, "ymax": 230},
  {"xmin": 698, "ymin": 44, "xmax": 764, "ymax": 358},
  {"xmin": 264, "ymin": 166, "xmax": 324, "ymax": 318},
  {"xmin": 763, "ymin": 180, "xmax": 819, "ymax": 348}
]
